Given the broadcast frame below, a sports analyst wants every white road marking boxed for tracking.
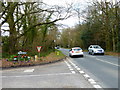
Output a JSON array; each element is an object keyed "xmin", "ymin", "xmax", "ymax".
[
  {"xmin": 75, "ymin": 66, "xmax": 78, "ymax": 68},
  {"xmin": 2, "ymin": 73, "xmax": 73, "ymax": 78},
  {"xmin": 64, "ymin": 61, "xmax": 68, "ymax": 64},
  {"xmin": 67, "ymin": 65, "xmax": 71, "ymax": 67},
  {"xmin": 79, "ymin": 71, "xmax": 85, "ymax": 74},
  {"xmin": 88, "ymin": 79, "xmax": 95, "ymax": 82},
  {"xmin": 93, "ymin": 85, "xmax": 102, "ymax": 88},
  {"xmin": 70, "ymin": 68, "xmax": 73, "ymax": 71},
  {"xmin": 71, "ymin": 71, "xmax": 76, "ymax": 74},
  {"xmin": 76, "ymin": 68, "xmax": 81, "ymax": 70},
  {"xmin": 24, "ymin": 69, "xmax": 34, "ymax": 72},
  {"xmin": 96, "ymin": 58, "xmax": 119, "ymax": 67},
  {"xmin": 90, "ymin": 81, "xmax": 97, "ymax": 84},
  {"xmin": 68, "ymin": 66, "xmax": 72, "ymax": 69},
  {"xmin": 86, "ymin": 54, "xmax": 119, "ymax": 67},
  {"xmin": 64, "ymin": 60, "xmax": 76, "ymax": 74},
  {"xmin": 83, "ymin": 74, "xmax": 90, "ymax": 78},
  {"xmin": 68, "ymin": 59, "xmax": 76, "ymax": 66},
  {"xmin": 66, "ymin": 58, "xmax": 103, "ymax": 89}
]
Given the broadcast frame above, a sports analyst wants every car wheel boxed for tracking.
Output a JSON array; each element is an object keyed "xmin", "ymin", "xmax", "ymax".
[
  {"xmin": 69, "ymin": 54, "xmax": 72, "ymax": 57},
  {"xmin": 81, "ymin": 55, "xmax": 84, "ymax": 57},
  {"xmin": 69, "ymin": 54, "xmax": 71, "ymax": 57},
  {"xmin": 92, "ymin": 51, "xmax": 94, "ymax": 55},
  {"xmin": 88, "ymin": 52, "xmax": 90, "ymax": 54}
]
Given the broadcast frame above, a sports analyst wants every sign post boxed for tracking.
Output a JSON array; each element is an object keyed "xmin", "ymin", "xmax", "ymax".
[{"xmin": 36, "ymin": 46, "xmax": 42, "ymax": 59}]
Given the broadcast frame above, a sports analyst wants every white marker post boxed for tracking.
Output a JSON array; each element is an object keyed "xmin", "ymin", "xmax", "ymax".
[{"xmin": 36, "ymin": 46, "xmax": 42, "ymax": 60}]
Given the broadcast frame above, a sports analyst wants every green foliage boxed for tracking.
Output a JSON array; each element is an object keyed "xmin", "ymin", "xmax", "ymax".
[
  {"xmin": 81, "ymin": 30, "xmax": 94, "ymax": 48},
  {"xmin": 1, "ymin": 2, "xmax": 62, "ymax": 56},
  {"xmin": 40, "ymin": 49, "xmax": 54, "ymax": 57},
  {"xmin": 60, "ymin": 1, "xmax": 119, "ymax": 52}
]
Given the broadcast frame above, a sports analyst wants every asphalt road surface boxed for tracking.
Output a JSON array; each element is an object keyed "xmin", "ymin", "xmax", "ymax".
[
  {"xmin": 1, "ymin": 48, "xmax": 119, "ymax": 89},
  {"xmin": 2, "ymin": 58, "xmax": 94, "ymax": 88},
  {"xmin": 60, "ymin": 48, "xmax": 119, "ymax": 88}
]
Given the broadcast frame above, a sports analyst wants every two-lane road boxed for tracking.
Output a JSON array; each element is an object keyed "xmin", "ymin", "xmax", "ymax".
[
  {"xmin": 60, "ymin": 48, "xmax": 119, "ymax": 88},
  {"xmin": 2, "ymin": 48, "xmax": 119, "ymax": 88}
]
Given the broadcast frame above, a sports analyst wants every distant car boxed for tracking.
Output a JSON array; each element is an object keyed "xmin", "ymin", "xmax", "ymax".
[
  {"xmin": 69, "ymin": 47, "xmax": 84, "ymax": 57},
  {"xmin": 88, "ymin": 45, "xmax": 104, "ymax": 55}
]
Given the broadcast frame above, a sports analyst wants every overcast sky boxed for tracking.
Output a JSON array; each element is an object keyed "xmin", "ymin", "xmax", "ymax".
[
  {"xmin": 43, "ymin": 0, "xmax": 89, "ymax": 27},
  {"xmin": 42, "ymin": 0, "xmax": 117, "ymax": 27}
]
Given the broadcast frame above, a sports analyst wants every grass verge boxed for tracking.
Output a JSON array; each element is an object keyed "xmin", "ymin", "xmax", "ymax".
[{"xmin": 105, "ymin": 52, "xmax": 119, "ymax": 57}]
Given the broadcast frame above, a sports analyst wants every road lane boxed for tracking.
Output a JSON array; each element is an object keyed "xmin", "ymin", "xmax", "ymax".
[
  {"xmin": 60, "ymin": 48, "xmax": 118, "ymax": 88},
  {"xmin": 86, "ymin": 53, "xmax": 118, "ymax": 66}
]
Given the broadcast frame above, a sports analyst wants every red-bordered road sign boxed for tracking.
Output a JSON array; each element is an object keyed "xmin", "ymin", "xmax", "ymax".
[{"xmin": 36, "ymin": 46, "xmax": 42, "ymax": 52}]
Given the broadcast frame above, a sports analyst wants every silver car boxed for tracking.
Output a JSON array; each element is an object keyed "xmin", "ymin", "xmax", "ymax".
[{"xmin": 88, "ymin": 45, "xmax": 104, "ymax": 55}]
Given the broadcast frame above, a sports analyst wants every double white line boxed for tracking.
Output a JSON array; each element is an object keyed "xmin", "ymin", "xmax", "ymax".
[
  {"xmin": 65, "ymin": 58, "xmax": 102, "ymax": 88},
  {"xmin": 64, "ymin": 61, "xmax": 76, "ymax": 74}
]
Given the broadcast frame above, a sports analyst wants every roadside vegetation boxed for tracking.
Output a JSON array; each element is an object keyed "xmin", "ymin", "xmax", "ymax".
[
  {"xmin": 1, "ymin": 49, "xmax": 65, "ymax": 68},
  {"xmin": 105, "ymin": 52, "xmax": 119, "ymax": 57},
  {"xmin": 59, "ymin": 0, "xmax": 120, "ymax": 54},
  {"xmin": 1, "ymin": 1, "xmax": 72, "ymax": 58},
  {"xmin": 0, "ymin": 0, "xmax": 120, "ymax": 67}
]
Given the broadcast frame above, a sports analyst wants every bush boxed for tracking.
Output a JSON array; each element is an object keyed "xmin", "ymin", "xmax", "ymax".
[{"xmin": 2, "ymin": 53, "xmax": 10, "ymax": 58}]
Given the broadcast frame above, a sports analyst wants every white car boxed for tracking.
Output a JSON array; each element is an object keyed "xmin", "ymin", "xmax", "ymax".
[
  {"xmin": 88, "ymin": 45, "xmax": 104, "ymax": 55},
  {"xmin": 69, "ymin": 47, "xmax": 84, "ymax": 57}
]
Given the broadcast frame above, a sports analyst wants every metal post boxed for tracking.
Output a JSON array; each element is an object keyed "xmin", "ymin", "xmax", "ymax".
[{"xmin": 39, "ymin": 52, "xmax": 40, "ymax": 60}]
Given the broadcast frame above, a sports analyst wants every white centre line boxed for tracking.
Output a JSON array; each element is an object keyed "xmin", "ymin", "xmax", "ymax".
[{"xmin": 96, "ymin": 58, "xmax": 119, "ymax": 67}]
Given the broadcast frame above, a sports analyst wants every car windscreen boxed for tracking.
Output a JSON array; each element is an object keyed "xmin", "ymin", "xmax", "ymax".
[
  {"xmin": 93, "ymin": 46, "xmax": 101, "ymax": 49},
  {"xmin": 73, "ymin": 48, "xmax": 81, "ymax": 51}
]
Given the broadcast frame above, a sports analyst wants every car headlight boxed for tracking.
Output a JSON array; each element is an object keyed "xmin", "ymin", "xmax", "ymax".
[{"xmin": 102, "ymin": 49, "xmax": 104, "ymax": 52}]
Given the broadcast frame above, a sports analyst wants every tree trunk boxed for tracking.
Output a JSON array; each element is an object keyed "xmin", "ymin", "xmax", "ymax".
[
  {"xmin": 7, "ymin": 3, "xmax": 17, "ymax": 54},
  {"xmin": 112, "ymin": 28, "xmax": 116, "ymax": 52}
]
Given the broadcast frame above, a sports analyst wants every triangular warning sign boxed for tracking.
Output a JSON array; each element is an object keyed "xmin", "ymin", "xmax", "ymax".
[{"xmin": 37, "ymin": 46, "xmax": 42, "ymax": 52}]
